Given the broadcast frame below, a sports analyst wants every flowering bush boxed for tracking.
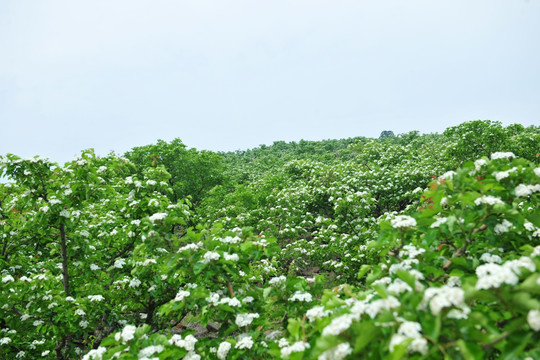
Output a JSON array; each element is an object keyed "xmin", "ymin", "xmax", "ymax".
[{"xmin": 1, "ymin": 121, "xmax": 539, "ymax": 359}]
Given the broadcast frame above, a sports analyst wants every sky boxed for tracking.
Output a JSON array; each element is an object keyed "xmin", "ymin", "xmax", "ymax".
[{"xmin": 1, "ymin": 0, "xmax": 539, "ymax": 164}]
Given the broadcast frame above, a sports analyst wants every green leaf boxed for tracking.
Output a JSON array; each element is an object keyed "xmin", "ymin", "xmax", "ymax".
[{"xmin": 357, "ymin": 265, "xmax": 371, "ymax": 280}]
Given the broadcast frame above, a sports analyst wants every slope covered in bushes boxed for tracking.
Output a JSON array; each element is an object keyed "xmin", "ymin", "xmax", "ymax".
[{"xmin": 1, "ymin": 120, "xmax": 539, "ymax": 359}]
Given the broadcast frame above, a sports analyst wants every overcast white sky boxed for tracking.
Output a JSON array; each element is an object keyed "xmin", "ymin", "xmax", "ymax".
[{"xmin": 1, "ymin": 0, "xmax": 539, "ymax": 164}]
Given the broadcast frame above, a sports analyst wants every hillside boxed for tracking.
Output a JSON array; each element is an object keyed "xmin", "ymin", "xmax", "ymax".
[{"xmin": 1, "ymin": 120, "xmax": 540, "ymax": 360}]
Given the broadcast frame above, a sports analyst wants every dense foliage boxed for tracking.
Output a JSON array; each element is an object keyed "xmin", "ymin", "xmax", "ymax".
[{"xmin": 1, "ymin": 120, "xmax": 539, "ymax": 359}]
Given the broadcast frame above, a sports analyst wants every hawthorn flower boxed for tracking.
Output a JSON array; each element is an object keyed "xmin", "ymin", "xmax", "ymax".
[
  {"xmin": 217, "ymin": 341, "xmax": 232, "ymax": 360},
  {"xmin": 129, "ymin": 278, "xmax": 141, "ymax": 288},
  {"xmin": 114, "ymin": 258, "xmax": 126, "ymax": 268},
  {"xmin": 474, "ymin": 159, "xmax": 487, "ymax": 171},
  {"xmin": 2, "ymin": 275, "xmax": 14, "ymax": 283},
  {"xmin": 82, "ymin": 347, "xmax": 106, "ymax": 360},
  {"xmin": 306, "ymin": 306, "xmax": 331, "ymax": 322},
  {"xmin": 474, "ymin": 195, "xmax": 504, "ymax": 206},
  {"xmin": 235, "ymin": 334, "xmax": 254, "ymax": 349},
  {"xmin": 280, "ymin": 341, "xmax": 310, "ymax": 358},
  {"xmin": 90, "ymin": 264, "xmax": 99, "ymax": 271},
  {"xmin": 139, "ymin": 345, "xmax": 164, "ymax": 358},
  {"xmin": 175, "ymin": 290, "xmax": 190, "ymax": 302},
  {"xmin": 534, "ymin": 168, "xmax": 540, "ymax": 177},
  {"xmin": 493, "ymin": 167, "xmax": 517, "ymax": 181},
  {"xmin": 422, "ymin": 285, "xmax": 466, "ymax": 315},
  {"xmin": 114, "ymin": 324, "xmax": 137, "ymax": 343},
  {"xmin": 322, "ymin": 314, "xmax": 354, "ymax": 336},
  {"xmin": 515, "ymin": 184, "xmax": 540, "ymax": 197},
  {"xmin": 491, "ymin": 152, "xmax": 515, "ymax": 160},
  {"xmin": 219, "ymin": 297, "xmax": 242, "ymax": 307},
  {"xmin": 148, "ymin": 199, "xmax": 159, "ymax": 207},
  {"xmin": 75, "ymin": 309, "xmax": 86, "ymax": 316},
  {"xmin": 0, "ymin": 337, "xmax": 11, "ymax": 345},
  {"xmin": 269, "ymin": 276, "xmax": 286, "ymax": 285},
  {"xmin": 318, "ymin": 342, "xmax": 352, "ymax": 360},
  {"xmin": 223, "ymin": 253, "xmax": 239, "ymax": 261},
  {"xmin": 494, "ymin": 219, "xmax": 513, "ymax": 234},
  {"xmin": 528, "ymin": 310, "xmax": 540, "ymax": 331},
  {"xmin": 235, "ymin": 313, "xmax": 260, "ymax": 327},
  {"xmin": 169, "ymin": 334, "xmax": 198, "ymax": 351},
  {"xmin": 391, "ymin": 215, "xmax": 417, "ymax": 229},
  {"xmin": 289, "ymin": 291, "xmax": 312, "ymax": 302},
  {"xmin": 480, "ymin": 253, "xmax": 502, "ymax": 264},
  {"xmin": 202, "ymin": 251, "xmax": 220, "ymax": 264},
  {"xmin": 88, "ymin": 295, "xmax": 105, "ymax": 302},
  {"xmin": 149, "ymin": 212, "xmax": 167, "ymax": 222},
  {"xmin": 430, "ymin": 216, "xmax": 447, "ymax": 228},
  {"xmin": 389, "ymin": 321, "xmax": 428, "ymax": 355}
]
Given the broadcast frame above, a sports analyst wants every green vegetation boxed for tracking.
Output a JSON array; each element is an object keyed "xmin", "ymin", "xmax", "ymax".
[{"xmin": 1, "ymin": 120, "xmax": 539, "ymax": 359}]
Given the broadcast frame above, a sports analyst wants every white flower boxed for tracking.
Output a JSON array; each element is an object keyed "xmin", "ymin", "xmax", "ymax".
[
  {"xmin": 515, "ymin": 184, "xmax": 540, "ymax": 197},
  {"xmin": 90, "ymin": 264, "xmax": 99, "ymax": 271},
  {"xmin": 474, "ymin": 159, "xmax": 487, "ymax": 171},
  {"xmin": 289, "ymin": 291, "xmax": 312, "ymax": 302},
  {"xmin": 223, "ymin": 253, "xmax": 239, "ymax": 261},
  {"xmin": 430, "ymin": 216, "xmax": 447, "ymax": 228},
  {"xmin": 76, "ymin": 309, "xmax": 86, "ymax": 316},
  {"xmin": 439, "ymin": 171, "xmax": 456, "ymax": 180},
  {"xmin": 80, "ymin": 320, "xmax": 89, "ymax": 328},
  {"xmin": 169, "ymin": 334, "xmax": 198, "ymax": 351},
  {"xmin": 322, "ymin": 314, "xmax": 354, "ymax": 336},
  {"xmin": 217, "ymin": 341, "xmax": 232, "ymax": 360},
  {"xmin": 480, "ymin": 253, "xmax": 502, "ymax": 264},
  {"xmin": 39, "ymin": 206, "xmax": 49, "ymax": 213},
  {"xmin": 129, "ymin": 278, "xmax": 141, "ymax": 288},
  {"xmin": 114, "ymin": 258, "xmax": 126, "ymax": 268},
  {"xmin": 318, "ymin": 343, "xmax": 352, "ymax": 360},
  {"xmin": 175, "ymin": 290, "xmax": 190, "ymax": 302},
  {"xmin": 114, "ymin": 325, "xmax": 137, "ymax": 343},
  {"xmin": 219, "ymin": 297, "xmax": 242, "ymax": 307},
  {"xmin": 184, "ymin": 352, "xmax": 201, "ymax": 360},
  {"xmin": 235, "ymin": 334, "xmax": 254, "ymax": 349},
  {"xmin": 491, "ymin": 152, "xmax": 515, "ymax": 160},
  {"xmin": 534, "ymin": 168, "xmax": 540, "ymax": 177},
  {"xmin": 82, "ymin": 347, "xmax": 106, "ymax": 360},
  {"xmin": 391, "ymin": 215, "xmax": 417, "ymax": 229},
  {"xmin": 235, "ymin": 313, "xmax": 260, "ymax": 327},
  {"xmin": 422, "ymin": 286, "xmax": 466, "ymax": 315},
  {"xmin": 2, "ymin": 275, "xmax": 14, "ymax": 283},
  {"xmin": 202, "ymin": 251, "xmax": 220, "ymax": 264},
  {"xmin": 0, "ymin": 337, "xmax": 12, "ymax": 345},
  {"xmin": 59, "ymin": 209, "xmax": 70, "ymax": 218},
  {"xmin": 16, "ymin": 351, "xmax": 25, "ymax": 358},
  {"xmin": 148, "ymin": 199, "xmax": 159, "ymax": 207},
  {"xmin": 493, "ymin": 167, "xmax": 517, "ymax": 181},
  {"xmin": 281, "ymin": 341, "xmax": 310, "ymax": 358},
  {"xmin": 88, "ymin": 295, "xmax": 105, "ymax": 302},
  {"xmin": 149, "ymin": 213, "xmax": 167, "ymax": 222},
  {"xmin": 138, "ymin": 345, "xmax": 164, "ymax": 358},
  {"xmin": 528, "ymin": 310, "xmax": 540, "ymax": 331},
  {"xmin": 494, "ymin": 219, "xmax": 513, "ymax": 234},
  {"xmin": 474, "ymin": 195, "xmax": 504, "ymax": 206},
  {"xmin": 146, "ymin": 180, "xmax": 157, "ymax": 186},
  {"xmin": 306, "ymin": 306, "xmax": 331, "ymax": 322},
  {"xmin": 269, "ymin": 276, "xmax": 287, "ymax": 285}
]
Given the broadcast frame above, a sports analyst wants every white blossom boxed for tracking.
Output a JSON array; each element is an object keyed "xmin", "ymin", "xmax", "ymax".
[
  {"xmin": 235, "ymin": 313, "xmax": 260, "ymax": 327},
  {"xmin": 391, "ymin": 215, "xmax": 417, "ymax": 229},
  {"xmin": 217, "ymin": 341, "xmax": 231, "ymax": 360},
  {"xmin": 491, "ymin": 152, "xmax": 515, "ymax": 160},
  {"xmin": 528, "ymin": 310, "xmax": 540, "ymax": 331}
]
